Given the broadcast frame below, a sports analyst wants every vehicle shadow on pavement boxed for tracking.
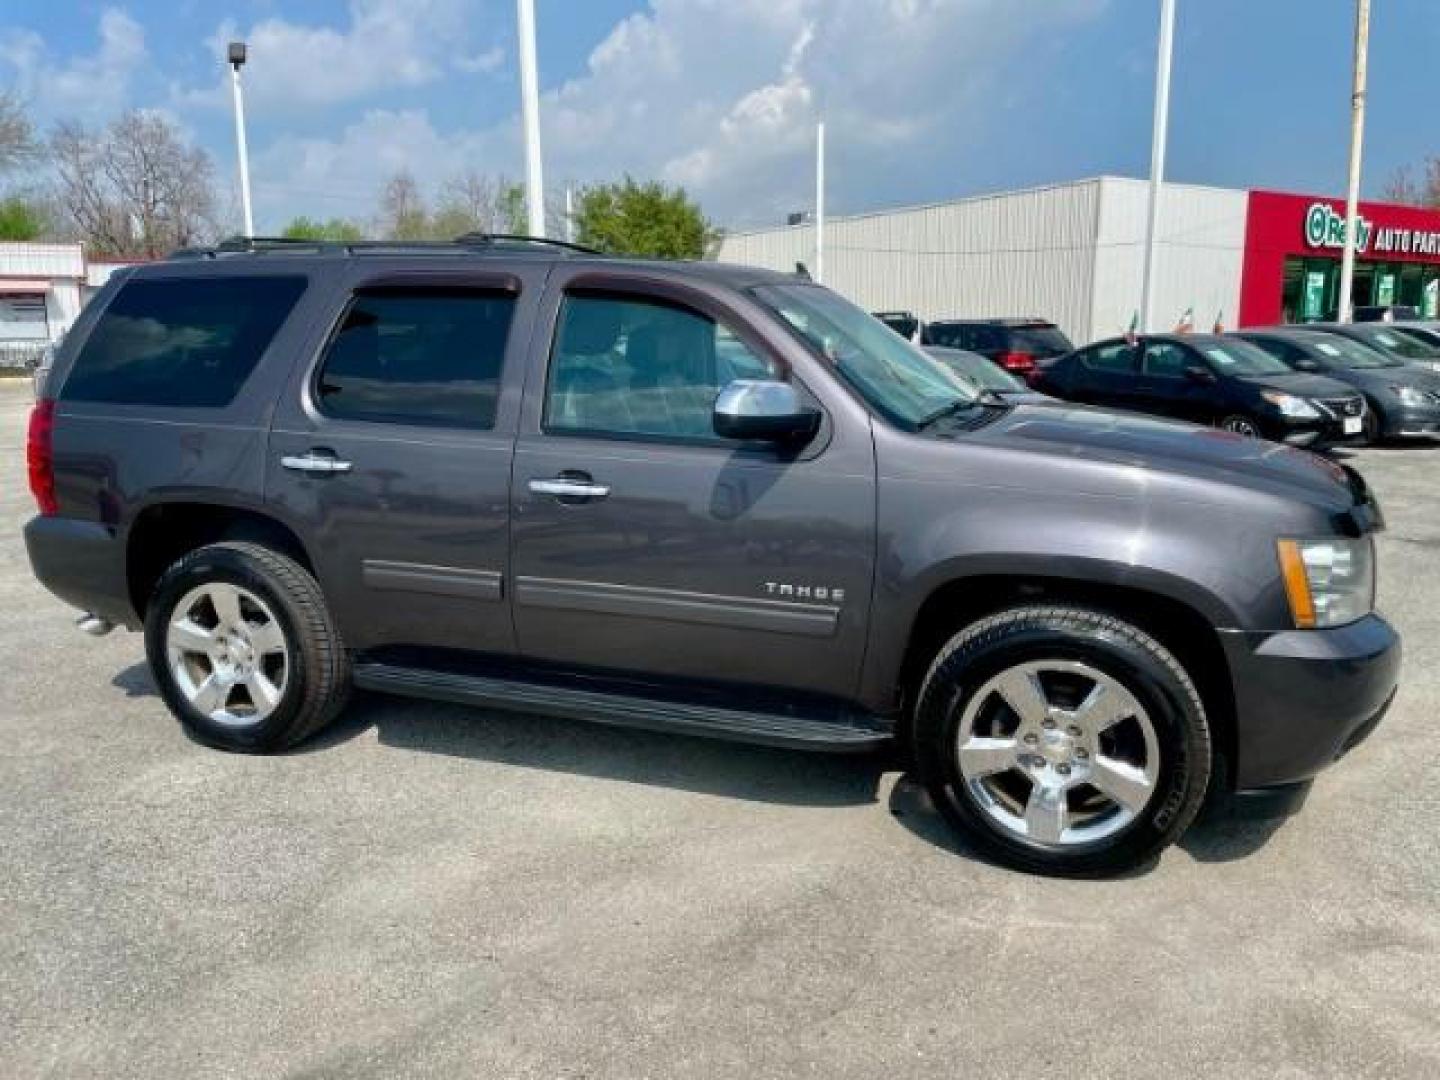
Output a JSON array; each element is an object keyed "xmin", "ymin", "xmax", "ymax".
[{"xmin": 314, "ymin": 690, "xmax": 894, "ymax": 809}]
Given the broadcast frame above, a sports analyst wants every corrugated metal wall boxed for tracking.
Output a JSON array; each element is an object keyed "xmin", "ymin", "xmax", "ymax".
[
  {"xmin": 0, "ymin": 243, "xmax": 85, "ymax": 279},
  {"xmin": 1090, "ymin": 178, "xmax": 1247, "ymax": 340},
  {"xmin": 717, "ymin": 178, "xmax": 1251, "ymax": 346},
  {"xmin": 718, "ymin": 180, "xmax": 1102, "ymax": 344}
]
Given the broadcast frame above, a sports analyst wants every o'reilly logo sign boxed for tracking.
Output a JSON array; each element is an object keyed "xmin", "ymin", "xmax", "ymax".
[{"xmin": 1305, "ymin": 202, "xmax": 1372, "ymax": 254}]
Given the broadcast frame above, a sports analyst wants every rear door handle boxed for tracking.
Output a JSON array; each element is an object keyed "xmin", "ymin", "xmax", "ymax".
[
  {"xmin": 281, "ymin": 452, "xmax": 353, "ymax": 475},
  {"xmin": 528, "ymin": 477, "xmax": 611, "ymax": 500}
]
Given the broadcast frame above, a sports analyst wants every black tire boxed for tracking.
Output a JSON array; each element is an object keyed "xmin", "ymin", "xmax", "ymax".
[
  {"xmin": 912, "ymin": 605, "xmax": 1211, "ymax": 877},
  {"xmin": 1217, "ymin": 414, "xmax": 1261, "ymax": 438},
  {"xmin": 144, "ymin": 541, "xmax": 351, "ymax": 752},
  {"xmin": 1361, "ymin": 405, "xmax": 1381, "ymax": 445}
]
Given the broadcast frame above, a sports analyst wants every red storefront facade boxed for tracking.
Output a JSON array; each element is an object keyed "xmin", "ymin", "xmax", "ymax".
[{"xmin": 1239, "ymin": 190, "xmax": 1440, "ymax": 327}]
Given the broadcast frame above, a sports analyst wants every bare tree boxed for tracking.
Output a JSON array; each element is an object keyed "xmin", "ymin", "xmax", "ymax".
[
  {"xmin": 0, "ymin": 91, "xmax": 38, "ymax": 176},
  {"xmin": 378, "ymin": 170, "xmax": 430, "ymax": 240},
  {"xmin": 1381, "ymin": 159, "xmax": 1440, "ymax": 209},
  {"xmin": 50, "ymin": 111, "xmax": 218, "ymax": 257}
]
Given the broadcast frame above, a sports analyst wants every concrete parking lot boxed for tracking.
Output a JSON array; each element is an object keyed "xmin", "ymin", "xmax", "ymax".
[{"xmin": 0, "ymin": 377, "xmax": 1436, "ymax": 1079}]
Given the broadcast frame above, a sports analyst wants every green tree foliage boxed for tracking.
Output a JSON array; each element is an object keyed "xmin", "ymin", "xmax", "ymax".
[
  {"xmin": 280, "ymin": 216, "xmax": 364, "ymax": 241},
  {"xmin": 0, "ymin": 196, "xmax": 45, "ymax": 240},
  {"xmin": 573, "ymin": 177, "xmax": 715, "ymax": 259}
]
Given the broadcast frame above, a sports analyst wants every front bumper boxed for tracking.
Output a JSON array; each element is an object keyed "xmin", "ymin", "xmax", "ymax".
[
  {"xmin": 24, "ymin": 516, "xmax": 138, "ymax": 629},
  {"xmin": 1384, "ymin": 401, "xmax": 1440, "ymax": 437},
  {"xmin": 1267, "ymin": 414, "xmax": 1366, "ymax": 449},
  {"xmin": 1218, "ymin": 613, "xmax": 1400, "ymax": 789}
]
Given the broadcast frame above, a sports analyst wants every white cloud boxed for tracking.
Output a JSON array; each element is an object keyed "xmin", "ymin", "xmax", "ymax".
[
  {"xmin": 455, "ymin": 45, "xmax": 505, "ymax": 75},
  {"xmin": 176, "ymin": 0, "xmax": 477, "ymax": 109},
  {"xmin": 246, "ymin": 0, "xmax": 1110, "ymax": 229},
  {"xmin": 0, "ymin": 8, "xmax": 147, "ymax": 121}
]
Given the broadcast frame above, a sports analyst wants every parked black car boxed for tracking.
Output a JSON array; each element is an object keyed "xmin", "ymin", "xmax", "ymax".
[
  {"xmin": 1290, "ymin": 322, "xmax": 1440, "ymax": 373},
  {"xmin": 1391, "ymin": 324, "xmax": 1440, "ymax": 353},
  {"xmin": 922, "ymin": 346, "xmax": 1051, "ymax": 403},
  {"xmin": 872, "ymin": 310, "xmax": 920, "ymax": 340},
  {"xmin": 1036, "ymin": 334, "xmax": 1368, "ymax": 446},
  {"xmin": 1234, "ymin": 328, "xmax": 1440, "ymax": 440},
  {"xmin": 920, "ymin": 318, "xmax": 1073, "ymax": 379}
]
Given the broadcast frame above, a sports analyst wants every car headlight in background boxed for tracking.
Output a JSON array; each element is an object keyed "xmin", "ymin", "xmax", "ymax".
[
  {"xmin": 1260, "ymin": 390, "xmax": 1320, "ymax": 419},
  {"xmin": 1277, "ymin": 536, "xmax": 1375, "ymax": 628},
  {"xmin": 1394, "ymin": 385, "xmax": 1434, "ymax": 407}
]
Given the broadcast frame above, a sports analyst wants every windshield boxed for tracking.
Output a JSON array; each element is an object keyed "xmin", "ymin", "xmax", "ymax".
[
  {"xmin": 1303, "ymin": 332, "xmax": 1402, "ymax": 369},
  {"xmin": 1195, "ymin": 338, "xmax": 1291, "ymax": 375},
  {"xmin": 925, "ymin": 347, "xmax": 1025, "ymax": 391},
  {"xmin": 1393, "ymin": 326, "xmax": 1440, "ymax": 350},
  {"xmin": 1009, "ymin": 326, "xmax": 1073, "ymax": 357},
  {"xmin": 1353, "ymin": 326, "xmax": 1439, "ymax": 359},
  {"xmin": 753, "ymin": 284, "xmax": 978, "ymax": 428}
]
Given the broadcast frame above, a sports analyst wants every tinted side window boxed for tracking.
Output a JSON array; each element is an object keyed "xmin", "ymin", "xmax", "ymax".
[
  {"xmin": 1142, "ymin": 342, "xmax": 1190, "ymax": 378},
  {"xmin": 925, "ymin": 324, "xmax": 965, "ymax": 349},
  {"xmin": 64, "ymin": 276, "xmax": 306, "ymax": 408},
  {"xmin": 546, "ymin": 293, "xmax": 778, "ymax": 441},
  {"xmin": 1081, "ymin": 342, "xmax": 1137, "ymax": 373},
  {"xmin": 316, "ymin": 288, "xmax": 515, "ymax": 429}
]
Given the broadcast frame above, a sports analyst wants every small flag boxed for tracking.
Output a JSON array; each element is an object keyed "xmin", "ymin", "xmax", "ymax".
[
  {"xmin": 1175, "ymin": 307, "xmax": 1195, "ymax": 334},
  {"xmin": 1124, "ymin": 310, "xmax": 1140, "ymax": 345},
  {"xmin": 1212, "ymin": 309, "xmax": 1225, "ymax": 334}
]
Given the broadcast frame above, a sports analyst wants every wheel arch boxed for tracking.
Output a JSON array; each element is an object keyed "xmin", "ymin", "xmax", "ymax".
[
  {"xmin": 125, "ymin": 501, "xmax": 316, "ymax": 619},
  {"xmin": 892, "ymin": 571, "xmax": 1237, "ymax": 789}
]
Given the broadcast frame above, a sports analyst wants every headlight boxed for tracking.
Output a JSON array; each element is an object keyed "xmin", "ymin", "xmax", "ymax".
[
  {"xmin": 1260, "ymin": 390, "xmax": 1320, "ymax": 419},
  {"xmin": 1276, "ymin": 537, "xmax": 1375, "ymax": 628},
  {"xmin": 1395, "ymin": 385, "xmax": 1431, "ymax": 407}
]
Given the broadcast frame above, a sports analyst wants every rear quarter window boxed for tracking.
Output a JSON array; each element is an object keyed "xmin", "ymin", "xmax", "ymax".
[{"xmin": 62, "ymin": 276, "xmax": 306, "ymax": 408}]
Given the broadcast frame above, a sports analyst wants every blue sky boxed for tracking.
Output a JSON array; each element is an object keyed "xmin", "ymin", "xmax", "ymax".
[{"xmin": 3, "ymin": 1, "xmax": 1437, "ymax": 233}]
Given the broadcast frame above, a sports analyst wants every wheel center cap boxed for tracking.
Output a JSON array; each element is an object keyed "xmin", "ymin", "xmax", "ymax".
[{"xmin": 1041, "ymin": 730, "xmax": 1075, "ymax": 763}]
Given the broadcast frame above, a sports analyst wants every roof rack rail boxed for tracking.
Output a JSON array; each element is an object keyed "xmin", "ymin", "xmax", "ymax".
[{"xmin": 167, "ymin": 232, "xmax": 602, "ymax": 260}]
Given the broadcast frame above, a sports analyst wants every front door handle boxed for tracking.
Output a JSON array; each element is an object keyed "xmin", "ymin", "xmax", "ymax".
[
  {"xmin": 281, "ymin": 452, "xmax": 353, "ymax": 475},
  {"xmin": 529, "ymin": 477, "xmax": 611, "ymax": 500}
]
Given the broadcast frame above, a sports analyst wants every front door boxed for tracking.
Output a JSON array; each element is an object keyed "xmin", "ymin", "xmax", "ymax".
[
  {"xmin": 266, "ymin": 265, "xmax": 543, "ymax": 655},
  {"xmin": 508, "ymin": 270, "xmax": 876, "ymax": 701}
]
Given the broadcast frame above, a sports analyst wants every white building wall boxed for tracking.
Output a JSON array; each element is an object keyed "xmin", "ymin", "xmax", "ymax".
[
  {"xmin": 0, "ymin": 242, "xmax": 85, "ymax": 280},
  {"xmin": 719, "ymin": 180, "xmax": 1103, "ymax": 344},
  {"xmin": 1090, "ymin": 177, "xmax": 1248, "ymax": 339}
]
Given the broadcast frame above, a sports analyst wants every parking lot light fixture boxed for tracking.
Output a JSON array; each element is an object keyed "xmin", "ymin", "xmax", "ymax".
[{"xmin": 227, "ymin": 41, "xmax": 254, "ymax": 239}]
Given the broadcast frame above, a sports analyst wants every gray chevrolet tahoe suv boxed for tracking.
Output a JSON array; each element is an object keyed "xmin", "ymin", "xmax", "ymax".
[{"xmin": 24, "ymin": 236, "xmax": 1400, "ymax": 876}]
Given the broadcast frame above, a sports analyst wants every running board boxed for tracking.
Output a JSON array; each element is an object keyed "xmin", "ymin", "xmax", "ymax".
[{"xmin": 352, "ymin": 663, "xmax": 892, "ymax": 753}]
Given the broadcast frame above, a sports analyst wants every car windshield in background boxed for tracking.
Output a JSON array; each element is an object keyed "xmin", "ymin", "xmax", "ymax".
[
  {"xmin": 1196, "ymin": 337, "xmax": 1292, "ymax": 375},
  {"xmin": 1393, "ymin": 326, "xmax": 1440, "ymax": 351},
  {"xmin": 1304, "ymin": 333, "xmax": 1402, "ymax": 369},
  {"xmin": 1010, "ymin": 326, "xmax": 1073, "ymax": 356},
  {"xmin": 1354, "ymin": 326, "xmax": 1438, "ymax": 359},
  {"xmin": 754, "ymin": 284, "xmax": 977, "ymax": 429}
]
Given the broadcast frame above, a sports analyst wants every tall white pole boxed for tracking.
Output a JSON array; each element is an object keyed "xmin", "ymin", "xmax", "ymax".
[
  {"xmin": 229, "ymin": 63, "xmax": 254, "ymax": 238},
  {"xmin": 1338, "ymin": 0, "xmax": 1371, "ymax": 324},
  {"xmin": 564, "ymin": 184, "xmax": 574, "ymax": 244},
  {"xmin": 1139, "ymin": 0, "xmax": 1175, "ymax": 332},
  {"xmin": 814, "ymin": 120, "xmax": 825, "ymax": 284},
  {"xmin": 516, "ymin": 0, "xmax": 546, "ymax": 238}
]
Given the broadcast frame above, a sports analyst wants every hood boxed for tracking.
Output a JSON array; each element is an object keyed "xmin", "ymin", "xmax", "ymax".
[
  {"xmin": 970, "ymin": 402, "xmax": 1355, "ymax": 508},
  {"xmin": 1235, "ymin": 371, "xmax": 1357, "ymax": 398}
]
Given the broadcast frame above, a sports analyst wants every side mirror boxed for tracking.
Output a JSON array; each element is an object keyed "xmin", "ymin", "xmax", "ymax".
[
  {"xmin": 1183, "ymin": 364, "xmax": 1217, "ymax": 384},
  {"xmin": 713, "ymin": 379, "xmax": 820, "ymax": 443}
]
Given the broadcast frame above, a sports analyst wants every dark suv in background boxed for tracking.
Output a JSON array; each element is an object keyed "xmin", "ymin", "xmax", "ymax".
[
  {"xmin": 23, "ymin": 237, "xmax": 1399, "ymax": 876},
  {"xmin": 1037, "ymin": 333, "xmax": 1368, "ymax": 446},
  {"xmin": 920, "ymin": 318, "xmax": 1073, "ymax": 379}
]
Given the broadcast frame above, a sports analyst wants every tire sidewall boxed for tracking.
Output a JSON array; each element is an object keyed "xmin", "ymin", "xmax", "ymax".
[
  {"xmin": 144, "ymin": 546, "xmax": 312, "ymax": 752},
  {"xmin": 915, "ymin": 614, "xmax": 1209, "ymax": 875}
]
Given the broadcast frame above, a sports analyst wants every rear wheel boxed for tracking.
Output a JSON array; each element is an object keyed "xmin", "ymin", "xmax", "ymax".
[
  {"xmin": 912, "ymin": 605, "xmax": 1211, "ymax": 876},
  {"xmin": 144, "ymin": 542, "xmax": 350, "ymax": 752}
]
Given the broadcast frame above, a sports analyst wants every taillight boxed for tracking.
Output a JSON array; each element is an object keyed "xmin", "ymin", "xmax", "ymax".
[
  {"xmin": 997, "ymin": 351, "xmax": 1036, "ymax": 373},
  {"xmin": 26, "ymin": 399, "xmax": 58, "ymax": 516}
]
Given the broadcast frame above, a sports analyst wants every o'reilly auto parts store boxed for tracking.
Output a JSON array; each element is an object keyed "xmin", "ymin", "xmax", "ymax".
[{"xmin": 717, "ymin": 177, "xmax": 1440, "ymax": 344}]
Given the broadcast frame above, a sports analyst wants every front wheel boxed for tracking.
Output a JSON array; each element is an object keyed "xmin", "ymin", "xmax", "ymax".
[
  {"xmin": 144, "ymin": 542, "xmax": 351, "ymax": 753},
  {"xmin": 912, "ymin": 605, "xmax": 1211, "ymax": 876},
  {"xmin": 1218, "ymin": 414, "xmax": 1261, "ymax": 438}
]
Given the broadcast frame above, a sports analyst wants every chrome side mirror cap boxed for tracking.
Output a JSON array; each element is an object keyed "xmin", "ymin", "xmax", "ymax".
[{"xmin": 713, "ymin": 379, "xmax": 821, "ymax": 443}]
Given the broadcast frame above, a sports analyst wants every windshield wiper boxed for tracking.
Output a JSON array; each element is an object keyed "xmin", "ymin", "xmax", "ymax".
[{"xmin": 916, "ymin": 397, "xmax": 984, "ymax": 429}]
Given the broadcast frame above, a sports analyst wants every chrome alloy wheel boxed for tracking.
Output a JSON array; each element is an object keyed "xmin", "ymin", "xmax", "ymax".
[
  {"xmin": 954, "ymin": 660, "xmax": 1161, "ymax": 847},
  {"xmin": 166, "ymin": 583, "xmax": 289, "ymax": 727},
  {"xmin": 1221, "ymin": 416, "xmax": 1260, "ymax": 437}
]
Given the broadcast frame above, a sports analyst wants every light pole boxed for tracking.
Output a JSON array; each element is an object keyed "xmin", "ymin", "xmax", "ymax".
[
  {"xmin": 1338, "ymin": 0, "xmax": 1371, "ymax": 323},
  {"xmin": 1139, "ymin": 0, "xmax": 1176, "ymax": 332},
  {"xmin": 814, "ymin": 121, "xmax": 826, "ymax": 284},
  {"xmin": 516, "ymin": 0, "xmax": 546, "ymax": 238},
  {"xmin": 227, "ymin": 41, "xmax": 255, "ymax": 239}
]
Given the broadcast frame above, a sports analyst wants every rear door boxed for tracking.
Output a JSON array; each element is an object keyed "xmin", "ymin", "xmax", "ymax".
[
  {"xmin": 1068, "ymin": 340, "xmax": 1140, "ymax": 409},
  {"xmin": 507, "ymin": 266, "xmax": 876, "ymax": 700},
  {"xmin": 266, "ymin": 262, "xmax": 546, "ymax": 655}
]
